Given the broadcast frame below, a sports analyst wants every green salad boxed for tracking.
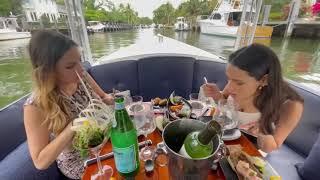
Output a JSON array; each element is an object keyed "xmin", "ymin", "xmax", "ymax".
[{"xmin": 73, "ymin": 120, "xmax": 112, "ymax": 158}]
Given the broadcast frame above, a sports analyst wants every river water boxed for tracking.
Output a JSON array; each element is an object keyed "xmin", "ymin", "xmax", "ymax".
[{"xmin": 0, "ymin": 28, "xmax": 319, "ymax": 108}]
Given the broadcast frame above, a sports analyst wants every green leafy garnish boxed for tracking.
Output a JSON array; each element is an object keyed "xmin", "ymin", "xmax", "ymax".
[{"xmin": 73, "ymin": 122, "xmax": 111, "ymax": 158}]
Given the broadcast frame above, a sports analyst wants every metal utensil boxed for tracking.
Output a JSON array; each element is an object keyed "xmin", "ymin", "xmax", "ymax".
[
  {"xmin": 199, "ymin": 107, "xmax": 210, "ymax": 118},
  {"xmin": 84, "ymin": 140, "xmax": 152, "ymax": 167},
  {"xmin": 204, "ymin": 76, "xmax": 208, "ymax": 84}
]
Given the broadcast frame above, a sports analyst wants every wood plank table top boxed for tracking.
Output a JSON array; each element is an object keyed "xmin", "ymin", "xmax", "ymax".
[{"xmin": 82, "ymin": 129, "xmax": 260, "ymax": 180}]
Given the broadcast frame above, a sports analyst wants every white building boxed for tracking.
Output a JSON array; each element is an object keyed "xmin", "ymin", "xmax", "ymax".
[{"xmin": 22, "ymin": 0, "xmax": 66, "ymax": 22}]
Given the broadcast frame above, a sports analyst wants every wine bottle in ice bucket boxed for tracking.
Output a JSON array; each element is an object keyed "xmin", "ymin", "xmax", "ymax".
[
  {"xmin": 179, "ymin": 120, "xmax": 221, "ymax": 158},
  {"xmin": 111, "ymin": 95, "xmax": 140, "ymax": 177}
]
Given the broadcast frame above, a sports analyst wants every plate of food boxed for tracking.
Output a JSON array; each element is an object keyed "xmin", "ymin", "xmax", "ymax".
[
  {"xmin": 151, "ymin": 97, "xmax": 168, "ymax": 113},
  {"xmin": 167, "ymin": 92, "xmax": 192, "ymax": 120},
  {"xmin": 226, "ymin": 145, "xmax": 280, "ymax": 180},
  {"xmin": 222, "ymin": 128, "xmax": 242, "ymax": 141},
  {"xmin": 154, "ymin": 112, "xmax": 170, "ymax": 132}
]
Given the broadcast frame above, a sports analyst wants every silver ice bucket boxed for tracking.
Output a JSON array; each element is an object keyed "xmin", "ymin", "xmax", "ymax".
[{"xmin": 156, "ymin": 119, "xmax": 225, "ymax": 180}]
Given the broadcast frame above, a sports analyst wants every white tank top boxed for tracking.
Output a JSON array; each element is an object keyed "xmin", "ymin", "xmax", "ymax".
[{"xmin": 238, "ymin": 111, "xmax": 261, "ymax": 126}]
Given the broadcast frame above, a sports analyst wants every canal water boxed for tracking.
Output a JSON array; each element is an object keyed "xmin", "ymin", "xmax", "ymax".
[{"xmin": 0, "ymin": 28, "xmax": 319, "ymax": 108}]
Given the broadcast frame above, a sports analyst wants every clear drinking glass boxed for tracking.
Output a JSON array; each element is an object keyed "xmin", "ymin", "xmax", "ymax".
[
  {"xmin": 128, "ymin": 95, "xmax": 144, "ymax": 113},
  {"xmin": 189, "ymin": 93, "xmax": 205, "ymax": 118},
  {"xmin": 132, "ymin": 103, "xmax": 156, "ymax": 161},
  {"xmin": 89, "ymin": 139, "xmax": 113, "ymax": 180},
  {"xmin": 88, "ymin": 123, "xmax": 113, "ymax": 180},
  {"xmin": 214, "ymin": 98, "xmax": 238, "ymax": 134}
]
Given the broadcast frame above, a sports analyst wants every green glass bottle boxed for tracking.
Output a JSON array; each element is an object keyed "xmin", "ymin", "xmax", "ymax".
[
  {"xmin": 111, "ymin": 95, "xmax": 140, "ymax": 177},
  {"xmin": 179, "ymin": 120, "xmax": 220, "ymax": 158}
]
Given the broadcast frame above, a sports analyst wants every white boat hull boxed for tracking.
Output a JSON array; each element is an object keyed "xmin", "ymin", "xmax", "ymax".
[
  {"xmin": 199, "ymin": 21, "xmax": 238, "ymax": 37},
  {"xmin": 0, "ymin": 32, "xmax": 31, "ymax": 41},
  {"xmin": 174, "ymin": 22, "xmax": 189, "ymax": 31}
]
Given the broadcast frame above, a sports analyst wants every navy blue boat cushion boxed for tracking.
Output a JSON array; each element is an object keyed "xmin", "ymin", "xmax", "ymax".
[
  {"xmin": 266, "ymin": 144, "xmax": 304, "ymax": 180},
  {"xmin": 296, "ymin": 133, "xmax": 320, "ymax": 180},
  {"xmin": 0, "ymin": 141, "xmax": 61, "ymax": 180},
  {"xmin": 285, "ymin": 85, "xmax": 320, "ymax": 156},
  {"xmin": 0, "ymin": 97, "xmax": 27, "ymax": 161},
  {"xmin": 192, "ymin": 60, "xmax": 228, "ymax": 93},
  {"xmin": 88, "ymin": 60, "xmax": 139, "ymax": 96},
  {"xmin": 137, "ymin": 56, "xmax": 196, "ymax": 100}
]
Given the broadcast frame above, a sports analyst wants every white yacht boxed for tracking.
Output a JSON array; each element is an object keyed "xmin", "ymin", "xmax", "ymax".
[
  {"xmin": 174, "ymin": 17, "xmax": 189, "ymax": 31},
  {"xmin": 87, "ymin": 21, "xmax": 106, "ymax": 32},
  {"xmin": 0, "ymin": 17, "xmax": 31, "ymax": 41},
  {"xmin": 197, "ymin": 0, "xmax": 272, "ymax": 38}
]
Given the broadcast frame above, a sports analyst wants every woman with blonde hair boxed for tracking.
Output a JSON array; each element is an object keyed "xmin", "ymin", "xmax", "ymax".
[{"xmin": 24, "ymin": 30, "xmax": 113, "ymax": 179}]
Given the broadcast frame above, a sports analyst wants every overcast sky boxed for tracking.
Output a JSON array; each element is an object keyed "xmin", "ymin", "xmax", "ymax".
[{"xmin": 110, "ymin": 0, "xmax": 184, "ymax": 18}]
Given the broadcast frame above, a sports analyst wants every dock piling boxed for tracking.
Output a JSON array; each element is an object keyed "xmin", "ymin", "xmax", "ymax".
[{"xmin": 285, "ymin": 0, "xmax": 301, "ymax": 38}]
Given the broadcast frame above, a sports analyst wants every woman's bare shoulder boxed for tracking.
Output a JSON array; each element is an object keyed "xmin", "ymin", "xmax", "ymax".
[
  {"xmin": 24, "ymin": 99, "xmax": 45, "ymax": 125},
  {"xmin": 282, "ymin": 99, "xmax": 303, "ymax": 111},
  {"xmin": 279, "ymin": 99, "xmax": 303, "ymax": 123}
]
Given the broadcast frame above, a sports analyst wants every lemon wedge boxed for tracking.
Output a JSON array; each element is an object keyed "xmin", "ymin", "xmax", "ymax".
[
  {"xmin": 270, "ymin": 176, "xmax": 281, "ymax": 180},
  {"xmin": 83, "ymin": 120, "xmax": 90, "ymax": 126},
  {"xmin": 71, "ymin": 117, "xmax": 91, "ymax": 131}
]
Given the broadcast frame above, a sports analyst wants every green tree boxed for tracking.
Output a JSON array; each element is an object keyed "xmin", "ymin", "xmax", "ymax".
[
  {"xmin": 174, "ymin": 0, "xmax": 217, "ymax": 27},
  {"xmin": 112, "ymin": 3, "xmax": 140, "ymax": 24},
  {"xmin": 120, "ymin": 4, "xmax": 136, "ymax": 24},
  {"xmin": 83, "ymin": 0, "xmax": 115, "ymax": 22},
  {"xmin": 153, "ymin": 2, "xmax": 175, "ymax": 25},
  {"xmin": 205, "ymin": 0, "xmax": 218, "ymax": 15},
  {"xmin": 109, "ymin": 9, "xmax": 125, "ymax": 22},
  {"xmin": 83, "ymin": 1, "xmax": 141, "ymax": 24},
  {"xmin": 138, "ymin": 17, "xmax": 153, "ymax": 25},
  {"xmin": 83, "ymin": 0, "xmax": 114, "ymax": 10},
  {"xmin": 85, "ymin": 9, "xmax": 110, "ymax": 21},
  {"xmin": 175, "ymin": 2, "xmax": 189, "ymax": 18},
  {"xmin": 0, "ymin": 0, "xmax": 23, "ymax": 16},
  {"xmin": 40, "ymin": 14, "xmax": 51, "ymax": 28},
  {"xmin": 55, "ymin": 0, "xmax": 65, "ymax": 5}
]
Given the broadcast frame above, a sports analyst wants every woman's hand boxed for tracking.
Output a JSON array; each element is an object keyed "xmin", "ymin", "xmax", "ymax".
[
  {"xmin": 202, "ymin": 83, "xmax": 223, "ymax": 101},
  {"xmin": 257, "ymin": 134, "xmax": 278, "ymax": 153},
  {"xmin": 102, "ymin": 93, "xmax": 114, "ymax": 105}
]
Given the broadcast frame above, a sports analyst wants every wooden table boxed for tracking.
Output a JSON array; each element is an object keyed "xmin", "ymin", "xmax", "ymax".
[{"xmin": 82, "ymin": 130, "xmax": 260, "ymax": 180}]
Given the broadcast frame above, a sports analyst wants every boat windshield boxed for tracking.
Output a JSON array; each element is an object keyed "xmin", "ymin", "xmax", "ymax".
[
  {"xmin": 177, "ymin": 17, "xmax": 184, "ymax": 22},
  {"xmin": 227, "ymin": 12, "xmax": 241, "ymax": 26},
  {"xmin": 88, "ymin": 21, "xmax": 99, "ymax": 26},
  {"xmin": 210, "ymin": 13, "xmax": 222, "ymax": 20}
]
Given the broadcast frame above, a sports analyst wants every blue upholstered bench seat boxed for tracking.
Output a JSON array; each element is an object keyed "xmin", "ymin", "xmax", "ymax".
[
  {"xmin": 0, "ymin": 141, "xmax": 61, "ymax": 180},
  {"xmin": 266, "ymin": 144, "xmax": 305, "ymax": 180},
  {"xmin": 1, "ymin": 57, "xmax": 320, "ymax": 179}
]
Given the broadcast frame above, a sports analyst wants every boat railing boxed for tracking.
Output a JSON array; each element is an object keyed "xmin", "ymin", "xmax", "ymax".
[
  {"xmin": 214, "ymin": 0, "xmax": 222, "ymax": 11},
  {"xmin": 196, "ymin": 15, "xmax": 208, "ymax": 21}
]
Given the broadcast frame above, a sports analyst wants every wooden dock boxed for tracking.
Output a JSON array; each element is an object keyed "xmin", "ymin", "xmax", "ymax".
[{"xmin": 260, "ymin": 19, "xmax": 320, "ymax": 38}]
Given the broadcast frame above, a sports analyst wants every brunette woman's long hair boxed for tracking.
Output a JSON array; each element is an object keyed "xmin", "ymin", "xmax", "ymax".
[
  {"xmin": 28, "ymin": 30, "xmax": 77, "ymax": 134},
  {"xmin": 228, "ymin": 44, "xmax": 303, "ymax": 134}
]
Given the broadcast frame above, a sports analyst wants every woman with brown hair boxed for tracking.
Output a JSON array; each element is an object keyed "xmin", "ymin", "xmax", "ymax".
[
  {"xmin": 203, "ymin": 43, "xmax": 304, "ymax": 153},
  {"xmin": 24, "ymin": 30, "xmax": 113, "ymax": 179}
]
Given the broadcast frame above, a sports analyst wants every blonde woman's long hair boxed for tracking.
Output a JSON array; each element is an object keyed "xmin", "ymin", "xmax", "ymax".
[{"xmin": 28, "ymin": 30, "xmax": 78, "ymax": 134}]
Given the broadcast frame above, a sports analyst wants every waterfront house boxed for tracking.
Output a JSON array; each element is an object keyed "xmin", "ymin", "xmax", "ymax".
[{"xmin": 22, "ymin": 0, "xmax": 66, "ymax": 23}]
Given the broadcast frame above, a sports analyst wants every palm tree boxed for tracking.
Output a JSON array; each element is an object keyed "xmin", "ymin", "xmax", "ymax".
[{"xmin": 153, "ymin": 2, "xmax": 175, "ymax": 25}]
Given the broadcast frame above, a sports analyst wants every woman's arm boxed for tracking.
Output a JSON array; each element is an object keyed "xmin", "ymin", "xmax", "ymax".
[
  {"xmin": 24, "ymin": 105, "xmax": 75, "ymax": 170},
  {"xmin": 258, "ymin": 100, "xmax": 303, "ymax": 153},
  {"xmin": 84, "ymin": 72, "xmax": 114, "ymax": 104}
]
